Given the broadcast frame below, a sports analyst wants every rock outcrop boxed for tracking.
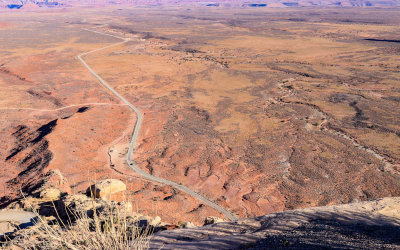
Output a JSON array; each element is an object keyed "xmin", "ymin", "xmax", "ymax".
[
  {"xmin": 86, "ymin": 179, "xmax": 126, "ymax": 201},
  {"xmin": 184, "ymin": 222, "xmax": 195, "ymax": 228},
  {"xmin": 3, "ymin": 185, "xmax": 400, "ymax": 249},
  {"xmin": 150, "ymin": 197, "xmax": 400, "ymax": 249},
  {"xmin": 39, "ymin": 188, "xmax": 61, "ymax": 201},
  {"xmin": 204, "ymin": 216, "xmax": 225, "ymax": 225}
]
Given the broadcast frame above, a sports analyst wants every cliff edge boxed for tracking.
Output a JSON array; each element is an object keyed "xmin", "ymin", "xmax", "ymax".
[{"xmin": 150, "ymin": 197, "xmax": 400, "ymax": 249}]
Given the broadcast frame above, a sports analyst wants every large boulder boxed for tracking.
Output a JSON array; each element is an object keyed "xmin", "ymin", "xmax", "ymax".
[
  {"xmin": 138, "ymin": 215, "xmax": 162, "ymax": 227},
  {"xmin": 184, "ymin": 221, "xmax": 196, "ymax": 228},
  {"xmin": 86, "ymin": 179, "xmax": 126, "ymax": 201},
  {"xmin": 204, "ymin": 216, "xmax": 225, "ymax": 225},
  {"xmin": 40, "ymin": 188, "xmax": 61, "ymax": 201}
]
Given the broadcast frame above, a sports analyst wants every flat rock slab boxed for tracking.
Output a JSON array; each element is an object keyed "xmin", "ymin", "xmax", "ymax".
[
  {"xmin": 0, "ymin": 210, "xmax": 36, "ymax": 236},
  {"xmin": 150, "ymin": 197, "xmax": 400, "ymax": 249}
]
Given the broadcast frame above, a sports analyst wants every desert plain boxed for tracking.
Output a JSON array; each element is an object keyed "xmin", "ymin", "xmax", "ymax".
[{"xmin": 0, "ymin": 6, "xmax": 399, "ymax": 225}]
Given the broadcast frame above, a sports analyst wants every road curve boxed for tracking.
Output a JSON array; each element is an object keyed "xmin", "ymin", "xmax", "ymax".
[{"xmin": 78, "ymin": 28, "xmax": 237, "ymax": 221}]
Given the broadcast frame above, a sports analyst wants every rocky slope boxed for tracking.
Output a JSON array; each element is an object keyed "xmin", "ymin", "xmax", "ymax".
[
  {"xmin": 150, "ymin": 197, "xmax": 400, "ymax": 249},
  {"xmin": 100, "ymin": 7, "xmax": 400, "ymax": 220},
  {"xmin": 2, "ymin": 184, "xmax": 399, "ymax": 249},
  {"xmin": 0, "ymin": 15, "xmax": 228, "ymax": 225},
  {"xmin": 0, "ymin": 177, "xmax": 222, "ymax": 248}
]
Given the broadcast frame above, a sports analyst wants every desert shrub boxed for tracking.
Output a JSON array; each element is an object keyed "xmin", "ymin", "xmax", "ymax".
[{"xmin": 8, "ymin": 200, "xmax": 150, "ymax": 250}]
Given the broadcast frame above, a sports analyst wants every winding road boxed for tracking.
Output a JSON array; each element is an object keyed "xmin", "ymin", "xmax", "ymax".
[{"xmin": 78, "ymin": 28, "xmax": 237, "ymax": 221}]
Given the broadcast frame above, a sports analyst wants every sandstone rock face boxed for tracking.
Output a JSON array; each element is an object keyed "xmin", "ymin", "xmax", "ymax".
[
  {"xmin": 151, "ymin": 197, "xmax": 400, "ymax": 249},
  {"xmin": 44, "ymin": 170, "xmax": 71, "ymax": 194},
  {"xmin": 204, "ymin": 216, "xmax": 225, "ymax": 225},
  {"xmin": 39, "ymin": 188, "xmax": 61, "ymax": 201},
  {"xmin": 63, "ymin": 194, "xmax": 96, "ymax": 212},
  {"xmin": 184, "ymin": 222, "xmax": 195, "ymax": 228},
  {"xmin": 0, "ymin": 210, "xmax": 36, "ymax": 237},
  {"xmin": 151, "ymin": 216, "xmax": 162, "ymax": 226},
  {"xmin": 87, "ymin": 179, "xmax": 126, "ymax": 200}
]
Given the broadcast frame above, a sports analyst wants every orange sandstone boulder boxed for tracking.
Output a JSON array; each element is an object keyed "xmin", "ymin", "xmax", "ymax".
[{"xmin": 86, "ymin": 179, "xmax": 126, "ymax": 201}]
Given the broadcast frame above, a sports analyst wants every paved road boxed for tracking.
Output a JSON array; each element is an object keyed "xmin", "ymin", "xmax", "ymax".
[{"xmin": 78, "ymin": 28, "xmax": 237, "ymax": 221}]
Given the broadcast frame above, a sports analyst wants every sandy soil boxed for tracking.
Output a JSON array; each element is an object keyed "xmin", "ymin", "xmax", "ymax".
[{"xmin": 0, "ymin": 6, "xmax": 399, "ymax": 224}]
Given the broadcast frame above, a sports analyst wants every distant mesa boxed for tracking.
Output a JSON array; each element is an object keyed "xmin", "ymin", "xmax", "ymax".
[
  {"xmin": 267, "ymin": 2, "xmax": 287, "ymax": 7},
  {"xmin": 329, "ymin": 1, "xmax": 343, "ymax": 6},
  {"xmin": 242, "ymin": 3, "xmax": 267, "ymax": 7},
  {"xmin": 37, "ymin": 1, "xmax": 59, "ymax": 7},
  {"xmin": 364, "ymin": 38, "xmax": 400, "ymax": 43},
  {"xmin": 6, "ymin": 0, "xmax": 60, "ymax": 9},
  {"xmin": 282, "ymin": 2, "xmax": 299, "ymax": 6},
  {"xmin": 20, "ymin": 3, "xmax": 40, "ymax": 9},
  {"xmin": 2, "ymin": 0, "xmax": 400, "ymax": 9},
  {"xmin": 198, "ymin": 2, "xmax": 219, "ymax": 6},
  {"xmin": 7, "ymin": 4, "xmax": 23, "ymax": 9}
]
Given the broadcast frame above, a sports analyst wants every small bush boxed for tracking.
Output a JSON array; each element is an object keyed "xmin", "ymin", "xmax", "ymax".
[{"xmin": 8, "ymin": 201, "xmax": 150, "ymax": 250}]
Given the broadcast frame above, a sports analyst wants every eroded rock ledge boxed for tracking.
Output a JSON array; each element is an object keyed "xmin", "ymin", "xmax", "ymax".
[{"xmin": 150, "ymin": 197, "xmax": 400, "ymax": 249}]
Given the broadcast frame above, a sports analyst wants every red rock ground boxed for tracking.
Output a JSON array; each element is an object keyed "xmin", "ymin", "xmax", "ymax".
[{"xmin": 1, "ymin": 7, "xmax": 400, "ymax": 225}]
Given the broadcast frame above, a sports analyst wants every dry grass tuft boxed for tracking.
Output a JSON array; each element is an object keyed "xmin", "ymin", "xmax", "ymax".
[{"xmin": 9, "ymin": 196, "xmax": 151, "ymax": 249}]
